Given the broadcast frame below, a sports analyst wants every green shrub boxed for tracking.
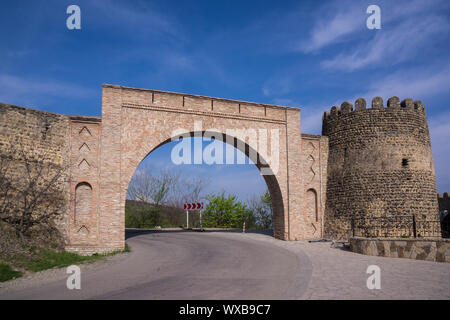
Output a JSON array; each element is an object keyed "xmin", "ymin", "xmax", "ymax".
[
  {"xmin": 202, "ymin": 192, "xmax": 249, "ymax": 228},
  {"xmin": 125, "ymin": 200, "xmax": 189, "ymax": 228},
  {"xmin": 125, "ymin": 207, "xmax": 168, "ymax": 228}
]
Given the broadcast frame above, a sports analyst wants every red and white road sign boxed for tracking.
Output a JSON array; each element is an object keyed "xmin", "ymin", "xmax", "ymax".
[{"xmin": 184, "ymin": 202, "xmax": 203, "ymax": 210}]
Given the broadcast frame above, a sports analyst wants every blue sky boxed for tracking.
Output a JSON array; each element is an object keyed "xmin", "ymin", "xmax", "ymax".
[{"xmin": 1, "ymin": 0, "xmax": 450, "ymax": 200}]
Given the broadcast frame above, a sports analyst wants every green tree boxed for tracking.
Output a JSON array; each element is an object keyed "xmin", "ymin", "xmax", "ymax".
[
  {"xmin": 202, "ymin": 192, "xmax": 250, "ymax": 228},
  {"xmin": 259, "ymin": 190, "xmax": 273, "ymax": 229},
  {"xmin": 242, "ymin": 208, "xmax": 257, "ymax": 229},
  {"xmin": 261, "ymin": 190, "xmax": 272, "ymax": 212},
  {"xmin": 248, "ymin": 189, "xmax": 273, "ymax": 229},
  {"xmin": 125, "ymin": 206, "xmax": 167, "ymax": 228}
]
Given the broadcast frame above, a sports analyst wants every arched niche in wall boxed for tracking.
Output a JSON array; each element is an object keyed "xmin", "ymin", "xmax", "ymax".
[
  {"xmin": 75, "ymin": 182, "xmax": 93, "ymax": 225},
  {"xmin": 306, "ymin": 188, "xmax": 318, "ymax": 222}
]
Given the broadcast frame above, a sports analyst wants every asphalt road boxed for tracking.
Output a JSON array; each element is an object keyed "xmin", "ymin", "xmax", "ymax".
[{"xmin": 0, "ymin": 230, "xmax": 312, "ymax": 299}]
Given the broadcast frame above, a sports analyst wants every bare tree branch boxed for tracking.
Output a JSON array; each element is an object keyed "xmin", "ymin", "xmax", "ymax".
[
  {"xmin": 127, "ymin": 164, "xmax": 210, "ymax": 209},
  {"xmin": 0, "ymin": 145, "xmax": 67, "ymax": 241}
]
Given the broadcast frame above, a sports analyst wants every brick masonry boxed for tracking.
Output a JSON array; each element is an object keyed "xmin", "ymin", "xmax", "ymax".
[
  {"xmin": 66, "ymin": 116, "xmax": 102, "ymax": 251},
  {"xmin": 95, "ymin": 84, "xmax": 326, "ymax": 251},
  {"xmin": 0, "ymin": 87, "xmax": 441, "ymax": 255}
]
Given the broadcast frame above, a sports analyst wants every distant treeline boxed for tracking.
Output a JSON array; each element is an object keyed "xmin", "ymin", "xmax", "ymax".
[
  {"xmin": 125, "ymin": 191, "xmax": 272, "ymax": 230},
  {"xmin": 126, "ymin": 165, "xmax": 273, "ymax": 229},
  {"xmin": 125, "ymin": 200, "xmax": 201, "ymax": 228}
]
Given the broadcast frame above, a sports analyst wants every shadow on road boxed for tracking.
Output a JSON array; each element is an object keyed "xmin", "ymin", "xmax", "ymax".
[{"xmin": 125, "ymin": 228, "xmax": 273, "ymax": 240}]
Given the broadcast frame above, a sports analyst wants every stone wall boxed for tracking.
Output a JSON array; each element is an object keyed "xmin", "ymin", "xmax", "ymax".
[
  {"xmin": 439, "ymin": 193, "xmax": 450, "ymax": 238},
  {"xmin": 350, "ymin": 237, "xmax": 450, "ymax": 263},
  {"xmin": 322, "ymin": 97, "xmax": 440, "ymax": 240},
  {"xmin": 0, "ymin": 103, "xmax": 71, "ymax": 239},
  {"xmin": 438, "ymin": 193, "xmax": 450, "ymax": 213}
]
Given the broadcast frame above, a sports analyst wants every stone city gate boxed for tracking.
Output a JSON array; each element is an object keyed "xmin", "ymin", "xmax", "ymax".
[
  {"xmin": 66, "ymin": 85, "xmax": 327, "ymax": 254},
  {"xmin": 1, "ymin": 86, "xmax": 442, "ymax": 258}
]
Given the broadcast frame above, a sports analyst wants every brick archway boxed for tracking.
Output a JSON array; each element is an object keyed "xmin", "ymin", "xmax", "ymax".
[
  {"xmin": 125, "ymin": 131, "xmax": 286, "ymax": 237},
  {"xmin": 66, "ymin": 85, "xmax": 327, "ymax": 254}
]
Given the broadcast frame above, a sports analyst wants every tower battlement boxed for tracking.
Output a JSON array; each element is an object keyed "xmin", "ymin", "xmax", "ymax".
[{"xmin": 323, "ymin": 96, "xmax": 425, "ymax": 122}]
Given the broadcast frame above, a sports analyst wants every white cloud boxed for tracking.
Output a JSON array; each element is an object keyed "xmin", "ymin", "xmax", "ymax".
[
  {"xmin": 358, "ymin": 64, "xmax": 450, "ymax": 102},
  {"xmin": 90, "ymin": 0, "xmax": 182, "ymax": 39},
  {"xmin": 295, "ymin": 0, "xmax": 450, "ymax": 71},
  {"xmin": 387, "ymin": 0, "xmax": 448, "ymax": 19},
  {"xmin": 0, "ymin": 74, "xmax": 96, "ymax": 104},
  {"xmin": 262, "ymin": 77, "xmax": 294, "ymax": 97},
  {"xmin": 299, "ymin": 3, "xmax": 364, "ymax": 53},
  {"xmin": 321, "ymin": 14, "xmax": 449, "ymax": 71}
]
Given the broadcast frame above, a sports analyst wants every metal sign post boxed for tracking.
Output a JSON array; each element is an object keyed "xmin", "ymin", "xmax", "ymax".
[
  {"xmin": 186, "ymin": 209, "xmax": 189, "ymax": 229},
  {"xmin": 183, "ymin": 202, "xmax": 204, "ymax": 230}
]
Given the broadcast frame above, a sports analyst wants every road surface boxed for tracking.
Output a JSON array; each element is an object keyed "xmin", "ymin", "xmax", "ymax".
[
  {"xmin": 1, "ymin": 229, "xmax": 449, "ymax": 299},
  {"xmin": 0, "ymin": 230, "xmax": 312, "ymax": 299}
]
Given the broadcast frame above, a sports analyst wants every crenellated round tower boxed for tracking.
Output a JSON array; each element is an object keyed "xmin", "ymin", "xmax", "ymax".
[{"xmin": 322, "ymin": 96, "xmax": 440, "ymax": 239}]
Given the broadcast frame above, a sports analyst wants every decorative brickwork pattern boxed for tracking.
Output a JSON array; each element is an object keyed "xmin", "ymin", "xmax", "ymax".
[
  {"xmin": 67, "ymin": 117, "xmax": 101, "ymax": 249},
  {"xmin": 298, "ymin": 134, "xmax": 328, "ymax": 239}
]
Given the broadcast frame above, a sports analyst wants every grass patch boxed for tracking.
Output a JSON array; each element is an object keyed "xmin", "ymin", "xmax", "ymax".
[
  {"xmin": 0, "ymin": 263, "xmax": 22, "ymax": 282},
  {"xmin": 23, "ymin": 251, "xmax": 103, "ymax": 272},
  {"xmin": 4, "ymin": 243, "xmax": 131, "ymax": 275},
  {"xmin": 24, "ymin": 245, "xmax": 131, "ymax": 272}
]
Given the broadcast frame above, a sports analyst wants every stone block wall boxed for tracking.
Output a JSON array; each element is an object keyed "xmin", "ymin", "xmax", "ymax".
[
  {"xmin": 438, "ymin": 193, "xmax": 450, "ymax": 213},
  {"xmin": 0, "ymin": 103, "xmax": 71, "ymax": 238},
  {"xmin": 322, "ymin": 97, "xmax": 440, "ymax": 240},
  {"xmin": 350, "ymin": 237, "xmax": 450, "ymax": 263}
]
